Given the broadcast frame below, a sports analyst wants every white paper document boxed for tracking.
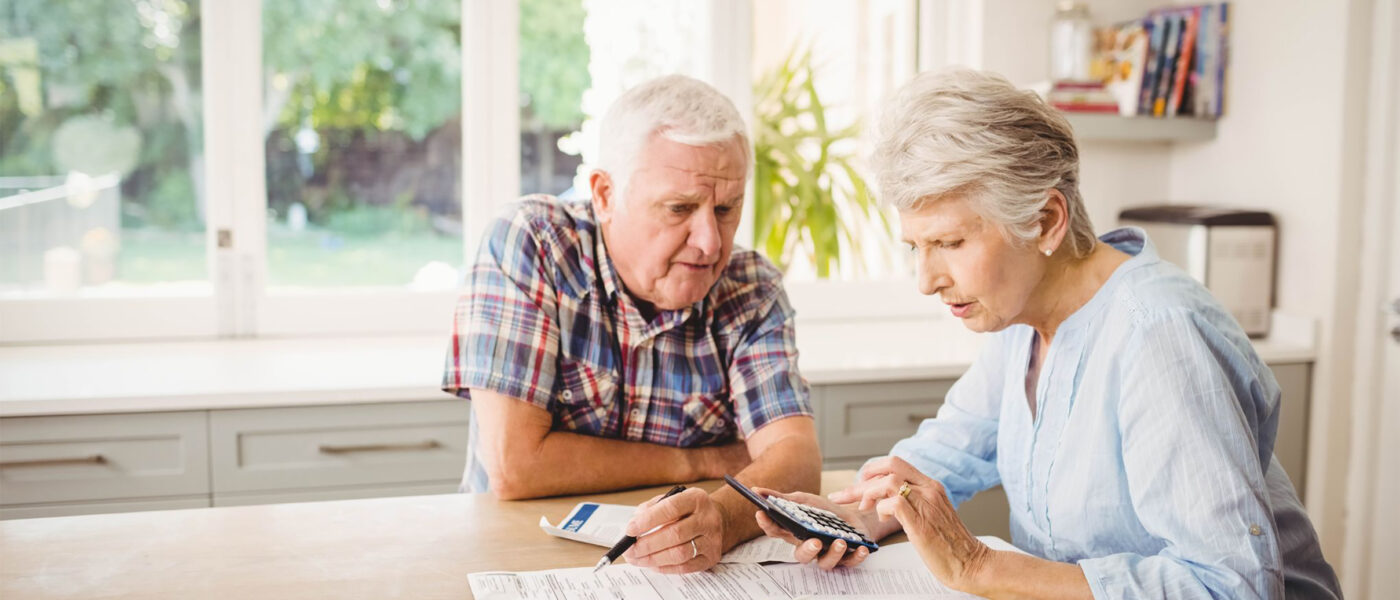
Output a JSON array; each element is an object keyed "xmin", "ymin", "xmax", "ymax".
[
  {"xmin": 762, "ymin": 540, "xmax": 990, "ymax": 599},
  {"xmin": 719, "ymin": 536, "xmax": 803, "ymax": 563},
  {"xmin": 539, "ymin": 503, "xmax": 639, "ymax": 547},
  {"xmin": 469, "ymin": 538, "xmax": 1021, "ymax": 600},
  {"xmin": 469, "ymin": 563, "xmax": 790, "ymax": 600}
]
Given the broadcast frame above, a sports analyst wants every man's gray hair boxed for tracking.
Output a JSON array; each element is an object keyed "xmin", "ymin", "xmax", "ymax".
[
  {"xmin": 596, "ymin": 74, "xmax": 750, "ymax": 200},
  {"xmin": 871, "ymin": 68, "xmax": 1097, "ymax": 258}
]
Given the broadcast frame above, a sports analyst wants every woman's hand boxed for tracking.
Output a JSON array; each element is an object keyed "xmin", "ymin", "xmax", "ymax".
[
  {"xmin": 845, "ymin": 457, "xmax": 996, "ymax": 594},
  {"xmin": 751, "ymin": 487, "xmax": 876, "ymax": 570}
]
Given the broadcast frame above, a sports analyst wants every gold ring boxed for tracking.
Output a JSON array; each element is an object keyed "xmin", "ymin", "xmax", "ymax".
[
  {"xmin": 898, "ymin": 482, "xmax": 911, "ymax": 499},
  {"xmin": 690, "ymin": 539, "xmax": 700, "ymax": 559}
]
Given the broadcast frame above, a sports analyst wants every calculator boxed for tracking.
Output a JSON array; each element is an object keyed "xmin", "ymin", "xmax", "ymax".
[{"xmin": 723, "ymin": 475, "xmax": 878, "ymax": 553}]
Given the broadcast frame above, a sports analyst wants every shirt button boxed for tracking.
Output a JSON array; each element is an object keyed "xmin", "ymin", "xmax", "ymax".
[
  {"xmin": 1249, "ymin": 525, "xmax": 1263, "ymax": 536},
  {"xmin": 631, "ymin": 408, "xmax": 642, "ymax": 418},
  {"xmin": 561, "ymin": 390, "xmax": 573, "ymax": 400}
]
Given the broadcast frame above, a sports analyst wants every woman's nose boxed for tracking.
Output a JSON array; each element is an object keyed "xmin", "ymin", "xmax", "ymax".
[{"xmin": 916, "ymin": 255, "xmax": 949, "ymax": 296}]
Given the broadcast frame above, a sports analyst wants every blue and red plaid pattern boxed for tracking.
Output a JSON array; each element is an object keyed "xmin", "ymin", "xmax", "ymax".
[{"xmin": 443, "ymin": 196, "xmax": 812, "ymax": 492}]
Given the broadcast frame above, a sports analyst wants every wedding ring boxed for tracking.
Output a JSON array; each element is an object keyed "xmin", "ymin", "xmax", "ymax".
[
  {"xmin": 690, "ymin": 539, "xmax": 700, "ymax": 559},
  {"xmin": 898, "ymin": 482, "xmax": 912, "ymax": 499}
]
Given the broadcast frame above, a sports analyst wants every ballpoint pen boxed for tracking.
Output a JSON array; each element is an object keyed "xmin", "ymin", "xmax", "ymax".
[{"xmin": 593, "ymin": 485, "xmax": 687, "ymax": 573}]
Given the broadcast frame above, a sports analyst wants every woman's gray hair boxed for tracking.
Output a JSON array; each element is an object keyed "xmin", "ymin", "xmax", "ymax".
[
  {"xmin": 596, "ymin": 74, "xmax": 751, "ymax": 202},
  {"xmin": 871, "ymin": 68, "xmax": 1097, "ymax": 258}
]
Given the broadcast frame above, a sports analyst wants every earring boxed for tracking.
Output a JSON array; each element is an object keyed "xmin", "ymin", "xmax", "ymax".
[{"xmin": 1043, "ymin": 248, "xmax": 1053, "ymax": 257}]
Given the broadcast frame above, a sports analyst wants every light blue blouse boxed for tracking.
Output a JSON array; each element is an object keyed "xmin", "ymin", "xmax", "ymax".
[{"xmin": 887, "ymin": 228, "xmax": 1340, "ymax": 599}]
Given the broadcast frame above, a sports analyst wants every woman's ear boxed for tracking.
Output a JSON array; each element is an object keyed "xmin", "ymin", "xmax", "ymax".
[
  {"xmin": 589, "ymin": 170, "xmax": 615, "ymax": 223},
  {"xmin": 1040, "ymin": 189, "xmax": 1070, "ymax": 254}
]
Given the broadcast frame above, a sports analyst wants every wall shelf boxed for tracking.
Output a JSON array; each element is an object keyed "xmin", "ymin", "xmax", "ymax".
[{"xmin": 1063, "ymin": 113, "xmax": 1217, "ymax": 143}]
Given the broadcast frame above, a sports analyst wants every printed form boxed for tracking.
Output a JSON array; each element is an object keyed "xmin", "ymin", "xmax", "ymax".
[
  {"xmin": 468, "ymin": 540, "xmax": 1014, "ymax": 600},
  {"xmin": 469, "ymin": 563, "xmax": 790, "ymax": 600}
]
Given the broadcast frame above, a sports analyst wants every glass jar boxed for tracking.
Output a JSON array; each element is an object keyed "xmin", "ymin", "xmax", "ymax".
[{"xmin": 1049, "ymin": 1, "xmax": 1094, "ymax": 82}]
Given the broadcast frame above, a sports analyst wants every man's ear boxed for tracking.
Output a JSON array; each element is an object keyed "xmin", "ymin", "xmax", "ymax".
[
  {"xmin": 589, "ymin": 170, "xmax": 615, "ymax": 223},
  {"xmin": 1039, "ymin": 189, "xmax": 1070, "ymax": 250}
]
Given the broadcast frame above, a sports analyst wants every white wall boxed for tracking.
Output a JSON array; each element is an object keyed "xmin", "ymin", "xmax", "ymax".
[
  {"xmin": 1166, "ymin": 0, "xmax": 1368, "ymax": 566},
  {"xmin": 979, "ymin": 0, "xmax": 1175, "ymax": 237},
  {"xmin": 1076, "ymin": 142, "xmax": 1172, "ymax": 235}
]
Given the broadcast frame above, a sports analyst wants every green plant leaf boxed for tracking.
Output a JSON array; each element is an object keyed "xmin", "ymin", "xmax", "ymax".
[{"xmin": 751, "ymin": 42, "xmax": 894, "ymax": 279}]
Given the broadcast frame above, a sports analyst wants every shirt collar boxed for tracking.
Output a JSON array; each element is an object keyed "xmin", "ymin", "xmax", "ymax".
[
  {"xmin": 593, "ymin": 219, "xmax": 625, "ymax": 305},
  {"xmin": 1054, "ymin": 226, "xmax": 1157, "ymax": 335}
]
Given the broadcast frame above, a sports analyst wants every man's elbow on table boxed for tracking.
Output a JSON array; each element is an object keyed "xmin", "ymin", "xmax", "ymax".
[
  {"xmin": 480, "ymin": 434, "xmax": 551, "ymax": 500},
  {"xmin": 471, "ymin": 389, "xmax": 553, "ymax": 500},
  {"xmin": 484, "ymin": 453, "xmax": 545, "ymax": 501}
]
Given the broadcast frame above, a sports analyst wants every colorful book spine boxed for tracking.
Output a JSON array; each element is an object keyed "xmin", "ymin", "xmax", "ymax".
[
  {"xmin": 1167, "ymin": 7, "xmax": 1200, "ymax": 117},
  {"xmin": 1138, "ymin": 13, "xmax": 1165, "ymax": 116},
  {"xmin": 1214, "ymin": 3, "xmax": 1230, "ymax": 117},
  {"xmin": 1117, "ymin": 22, "xmax": 1150, "ymax": 116},
  {"xmin": 1191, "ymin": 4, "xmax": 1216, "ymax": 117},
  {"xmin": 1151, "ymin": 14, "xmax": 1181, "ymax": 117}
]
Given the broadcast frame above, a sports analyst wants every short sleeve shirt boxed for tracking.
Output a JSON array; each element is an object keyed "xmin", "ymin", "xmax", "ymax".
[{"xmin": 443, "ymin": 196, "xmax": 813, "ymax": 492}]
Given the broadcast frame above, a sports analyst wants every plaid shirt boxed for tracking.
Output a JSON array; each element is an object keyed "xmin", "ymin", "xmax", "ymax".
[{"xmin": 443, "ymin": 196, "xmax": 812, "ymax": 493}]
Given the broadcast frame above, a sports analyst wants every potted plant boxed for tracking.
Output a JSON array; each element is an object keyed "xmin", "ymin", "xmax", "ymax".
[{"xmin": 751, "ymin": 47, "xmax": 892, "ymax": 279}]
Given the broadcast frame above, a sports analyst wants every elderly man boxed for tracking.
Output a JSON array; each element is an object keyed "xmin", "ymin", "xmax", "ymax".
[{"xmin": 442, "ymin": 74, "xmax": 821, "ymax": 573}]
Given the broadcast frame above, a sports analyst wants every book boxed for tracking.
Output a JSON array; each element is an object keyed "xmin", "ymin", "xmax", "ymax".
[
  {"xmin": 1188, "ymin": 4, "xmax": 1215, "ymax": 117},
  {"xmin": 1048, "ymin": 81, "xmax": 1121, "ymax": 113},
  {"xmin": 1093, "ymin": 21, "xmax": 1151, "ymax": 116},
  {"xmin": 1138, "ymin": 13, "xmax": 1166, "ymax": 115},
  {"xmin": 1214, "ymin": 2, "xmax": 1230, "ymax": 116},
  {"xmin": 1151, "ymin": 13, "xmax": 1182, "ymax": 117},
  {"xmin": 1167, "ymin": 7, "xmax": 1200, "ymax": 117}
]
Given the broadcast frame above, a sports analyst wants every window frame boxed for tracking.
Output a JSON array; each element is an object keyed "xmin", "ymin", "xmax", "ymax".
[{"xmin": 0, "ymin": 0, "xmax": 952, "ymax": 345}]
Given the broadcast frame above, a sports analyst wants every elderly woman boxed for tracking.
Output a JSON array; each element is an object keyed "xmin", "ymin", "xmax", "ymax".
[{"xmin": 754, "ymin": 69, "xmax": 1341, "ymax": 599}]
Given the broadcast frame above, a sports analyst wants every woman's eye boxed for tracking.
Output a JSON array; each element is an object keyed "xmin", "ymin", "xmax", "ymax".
[{"xmin": 944, "ymin": 240, "xmax": 963, "ymax": 249}]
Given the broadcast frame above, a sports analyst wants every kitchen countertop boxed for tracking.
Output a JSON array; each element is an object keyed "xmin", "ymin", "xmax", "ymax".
[
  {"xmin": 0, "ymin": 314, "xmax": 1316, "ymax": 417},
  {"xmin": 0, "ymin": 472, "xmax": 869, "ymax": 599}
]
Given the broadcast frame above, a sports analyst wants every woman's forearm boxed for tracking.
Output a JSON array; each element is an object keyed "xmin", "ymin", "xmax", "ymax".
[{"xmin": 968, "ymin": 550, "xmax": 1094, "ymax": 600}]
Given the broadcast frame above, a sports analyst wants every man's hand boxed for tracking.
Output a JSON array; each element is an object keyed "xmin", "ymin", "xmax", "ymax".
[{"xmin": 622, "ymin": 488, "xmax": 727, "ymax": 574}]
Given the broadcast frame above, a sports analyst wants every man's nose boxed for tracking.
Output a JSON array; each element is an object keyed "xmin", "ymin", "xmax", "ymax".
[{"xmin": 688, "ymin": 209, "xmax": 722, "ymax": 258}]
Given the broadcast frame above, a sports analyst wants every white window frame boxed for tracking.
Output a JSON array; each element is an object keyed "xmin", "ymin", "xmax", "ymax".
[{"xmin": 0, "ymin": 0, "xmax": 977, "ymax": 344}]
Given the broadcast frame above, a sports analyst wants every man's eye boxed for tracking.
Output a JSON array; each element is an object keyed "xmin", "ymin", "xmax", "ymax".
[
  {"xmin": 715, "ymin": 205, "xmax": 735, "ymax": 216},
  {"xmin": 668, "ymin": 205, "xmax": 692, "ymax": 214},
  {"xmin": 944, "ymin": 240, "xmax": 963, "ymax": 249},
  {"xmin": 905, "ymin": 243, "xmax": 917, "ymax": 253}
]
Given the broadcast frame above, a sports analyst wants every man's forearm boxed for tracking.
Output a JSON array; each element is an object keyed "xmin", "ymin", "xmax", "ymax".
[
  {"xmin": 488, "ymin": 430, "xmax": 742, "ymax": 500},
  {"xmin": 711, "ymin": 432, "xmax": 822, "ymax": 551}
]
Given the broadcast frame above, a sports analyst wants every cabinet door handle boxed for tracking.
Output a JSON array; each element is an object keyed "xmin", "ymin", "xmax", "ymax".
[
  {"xmin": 0, "ymin": 454, "xmax": 107, "ymax": 468},
  {"xmin": 318, "ymin": 440, "xmax": 442, "ymax": 454},
  {"xmin": 906, "ymin": 414, "xmax": 938, "ymax": 423}
]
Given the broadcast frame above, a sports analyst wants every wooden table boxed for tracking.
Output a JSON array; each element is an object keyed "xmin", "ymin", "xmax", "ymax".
[{"xmin": 1, "ymin": 471, "xmax": 860, "ymax": 599}]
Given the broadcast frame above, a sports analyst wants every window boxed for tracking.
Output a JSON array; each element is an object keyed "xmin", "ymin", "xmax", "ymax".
[
  {"xmin": 529, "ymin": 0, "xmax": 735, "ymax": 199},
  {"xmin": 0, "ymin": 0, "xmax": 956, "ymax": 344},
  {"xmin": 261, "ymin": 0, "xmax": 464, "ymax": 291},
  {"xmin": 519, "ymin": 0, "xmax": 588, "ymax": 197},
  {"xmin": 0, "ymin": 0, "xmax": 756, "ymax": 343},
  {"xmin": 1, "ymin": 1, "xmax": 208, "ymax": 309},
  {"xmin": 749, "ymin": 0, "xmax": 918, "ymax": 284}
]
